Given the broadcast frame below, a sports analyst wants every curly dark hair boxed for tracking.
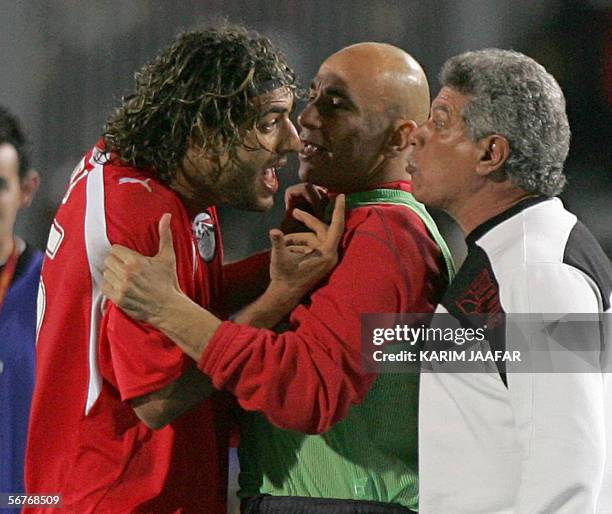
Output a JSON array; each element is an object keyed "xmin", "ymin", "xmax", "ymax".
[
  {"xmin": 103, "ymin": 24, "xmax": 298, "ymax": 183},
  {"xmin": 0, "ymin": 105, "xmax": 31, "ymax": 179}
]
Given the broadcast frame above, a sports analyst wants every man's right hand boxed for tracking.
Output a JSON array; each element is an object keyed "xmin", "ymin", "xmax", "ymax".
[{"xmin": 102, "ymin": 213, "xmax": 182, "ymax": 325}]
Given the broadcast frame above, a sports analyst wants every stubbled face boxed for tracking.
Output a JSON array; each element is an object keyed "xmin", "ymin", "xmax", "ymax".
[
  {"xmin": 297, "ymin": 57, "xmax": 388, "ymax": 193},
  {"xmin": 407, "ymin": 86, "xmax": 481, "ymax": 211},
  {"xmin": 0, "ymin": 144, "xmax": 22, "ymax": 242},
  {"xmin": 185, "ymin": 87, "xmax": 300, "ymax": 211}
]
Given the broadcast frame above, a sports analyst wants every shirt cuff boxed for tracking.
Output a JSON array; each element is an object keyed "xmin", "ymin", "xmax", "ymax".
[{"xmin": 198, "ymin": 320, "xmax": 244, "ymax": 379}]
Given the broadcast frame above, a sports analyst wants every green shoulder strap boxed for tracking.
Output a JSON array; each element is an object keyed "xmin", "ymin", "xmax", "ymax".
[{"xmin": 327, "ymin": 188, "xmax": 456, "ymax": 280}]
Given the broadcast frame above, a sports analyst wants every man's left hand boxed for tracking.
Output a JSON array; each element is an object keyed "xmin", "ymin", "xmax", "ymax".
[{"xmin": 269, "ymin": 194, "xmax": 345, "ymax": 301}]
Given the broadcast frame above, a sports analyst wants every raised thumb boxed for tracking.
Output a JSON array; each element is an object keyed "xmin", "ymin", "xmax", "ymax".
[
  {"xmin": 269, "ymin": 228, "xmax": 285, "ymax": 258},
  {"xmin": 157, "ymin": 213, "xmax": 175, "ymax": 258}
]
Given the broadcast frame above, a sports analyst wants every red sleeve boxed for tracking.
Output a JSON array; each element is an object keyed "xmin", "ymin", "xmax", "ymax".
[
  {"xmin": 99, "ymin": 187, "xmax": 198, "ymax": 402},
  {"xmin": 199, "ymin": 209, "xmax": 431, "ymax": 433},
  {"xmin": 102, "ymin": 307, "xmax": 191, "ymax": 401}
]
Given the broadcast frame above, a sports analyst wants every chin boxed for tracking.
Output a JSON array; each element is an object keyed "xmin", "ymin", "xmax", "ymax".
[
  {"xmin": 298, "ymin": 162, "xmax": 322, "ymax": 181},
  {"xmin": 411, "ymin": 187, "xmax": 424, "ymax": 203},
  {"xmin": 412, "ymin": 189, "xmax": 441, "ymax": 210},
  {"xmin": 410, "ymin": 180, "xmax": 427, "ymax": 202},
  {"xmin": 298, "ymin": 165, "xmax": 331, "ymax": 189},
  {"xmin": 248, "ymin": 193, "xmax": 275, "ymax": 212},
  {"xmin": 256, "ymin": 197, "xmax": 275, "ymax": 211},
  {"xmin": 225, "ymin": 187, "xmax": 275, "ymax": 211},
  {"xmin": 297, "ymin": 165, "xmax": 312, "ymax": 183}
]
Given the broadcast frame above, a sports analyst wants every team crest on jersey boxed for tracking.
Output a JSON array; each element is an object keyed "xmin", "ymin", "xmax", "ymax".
[{"xmin": 192, "ymin": 212, "xmax": 216, "ymax": 262}]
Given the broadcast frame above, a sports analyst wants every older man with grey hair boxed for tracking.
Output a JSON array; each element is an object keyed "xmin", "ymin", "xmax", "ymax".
[{"xmin": 409, "ymin": 49, "xmax": 611, "ymax": 513}]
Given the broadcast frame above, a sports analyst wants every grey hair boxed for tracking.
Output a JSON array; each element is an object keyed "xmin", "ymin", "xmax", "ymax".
[{"xmin": 440, "ymin": 49, "xmax": 570, "ymax": 196}]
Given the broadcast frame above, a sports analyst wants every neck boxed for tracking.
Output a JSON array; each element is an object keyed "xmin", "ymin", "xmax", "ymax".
[
  {"xmin": 0, "ymin": 234, "xmax": 15, "ymax": 265},
  {"xmin": 362, "ymin": 156, "xmax": 410, "ymax": 190},
  {"xmin": 169, "ymin": 168, "xmax": 213, "ymax": 217},
  {"xmin": 448, "ymin": 185, "xmax": 535, "ymax": 236}
]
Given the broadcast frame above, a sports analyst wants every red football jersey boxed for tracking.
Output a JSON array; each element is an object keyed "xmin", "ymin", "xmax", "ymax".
[{"xmin": 25, "ymin": 143, "xmax": 229, "ymax": 513}]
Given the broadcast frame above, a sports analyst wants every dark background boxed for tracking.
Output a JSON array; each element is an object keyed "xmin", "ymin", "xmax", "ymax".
[{"xmin": 2, "ymin": 0, "xmax": 610, "ymax": 263}]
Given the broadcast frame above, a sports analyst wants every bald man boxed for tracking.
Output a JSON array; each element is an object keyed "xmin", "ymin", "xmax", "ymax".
[{"xmin": 103, "ymin": 43, "xmax": 454, "ymax": 514}]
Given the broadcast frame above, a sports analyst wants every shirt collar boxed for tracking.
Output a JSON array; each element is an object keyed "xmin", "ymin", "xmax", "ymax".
[
  {"xmin": 327, "ymin": 180, "xmax": 412, "ymax": 199},
  {"xmin": 466, "ymin": 195, "xmax": 550, "ymax": 246}
]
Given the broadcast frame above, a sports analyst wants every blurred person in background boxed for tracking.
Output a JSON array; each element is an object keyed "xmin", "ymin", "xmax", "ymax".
[
  {"xmin": 102, "ymin": 42, "xmax": 454, "ymax": 514},
  {"xmin": 0, "ymin": 106, "xmax": 41, "ymax": 503},
  {"xmin": 25, "ymin": 24, "xmax": 341, "ymax": 514},
  {"xmin": 409, "ymin": 49, "xmax": 612, "ymax": 514}
]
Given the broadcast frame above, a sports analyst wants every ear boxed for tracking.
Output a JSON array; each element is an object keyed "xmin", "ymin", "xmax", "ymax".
[
  {"xmin": 385, "ymin": 119, "xmax": 418, "ymax": 157},
  {"xmin": 19, "ymin": 169, "xmax": 40, "ymax": 208},
  {"xmin": 475, "ymin": 135, "xmax": 509, "ymax": 178}
]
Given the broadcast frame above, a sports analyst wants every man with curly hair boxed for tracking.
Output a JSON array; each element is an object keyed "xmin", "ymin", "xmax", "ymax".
[
  {"xmin": 101, "ymin": 43, "xmax": 453, "ymax": 514},
  {"xmin": 25, "ymin": 25, "xmax": 341, "ymax": 513}
]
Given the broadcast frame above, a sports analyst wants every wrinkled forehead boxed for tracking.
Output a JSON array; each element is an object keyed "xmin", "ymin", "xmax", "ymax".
[
  {"xmin": 313, "ymin": 58, "xmax": 382, "ymax": 110},
  {"xmin": 253, "ymin": 86, "xmax": 295, "ymax": 111},
  {"xmin": 431, "ymin": 86, "xmax": 472, "ymax": 118},
  {"xmin": 311, "ymin": 68, "xmax": 350, "ymax": 94}
]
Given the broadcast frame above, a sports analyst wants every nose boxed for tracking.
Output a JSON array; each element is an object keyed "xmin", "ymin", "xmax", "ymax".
[
  {"xmin": 297, "ymin": 101, "xmax": 321, "ymax": 130},
  {"xmin": 278, "ymin": 118, "xmax": 301, "ymax": 154},
  {"xmin": 408, "ymin": 123, "xmax": 426, "ymax": 149}
]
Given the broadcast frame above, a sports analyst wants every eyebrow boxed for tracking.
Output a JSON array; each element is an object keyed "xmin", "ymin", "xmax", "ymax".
[
  {"xmin": 309, "ymin": 77, "xmax": 354, "ymax": 100},
  {"xmin": 325, "ymin": 86, "xmax": 352, "ymax": 101},
  {"xmin": 260, "ymin": 105, "xmax": 290, "ymax": 116},
  {"xmin": 309, "ymin": 84, "xmax": 357, "ymax": 111},
  {"xmin": 431, "ymin": 104, "xmax": 452, "ymax": 116}
]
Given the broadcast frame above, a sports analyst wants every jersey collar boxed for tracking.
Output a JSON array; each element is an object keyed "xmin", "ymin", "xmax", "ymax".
[{"xmin": 466, "ymin": 196, "xmax": 550, "ymax": 246}]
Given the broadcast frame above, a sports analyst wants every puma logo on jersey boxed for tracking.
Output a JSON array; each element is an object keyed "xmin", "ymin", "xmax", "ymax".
[{"xmin": 118, "ymin": 177, "xmax": 153, "ymax": 192}]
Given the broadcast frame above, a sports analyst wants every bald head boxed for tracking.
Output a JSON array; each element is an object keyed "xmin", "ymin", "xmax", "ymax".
[
  {"xmin": 320, "ymin": 42, "xmax": 430, "ymax": 124},
  {"xmin": 298, "ymin": 42, "xmax": 430, "ymax": 191}
]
